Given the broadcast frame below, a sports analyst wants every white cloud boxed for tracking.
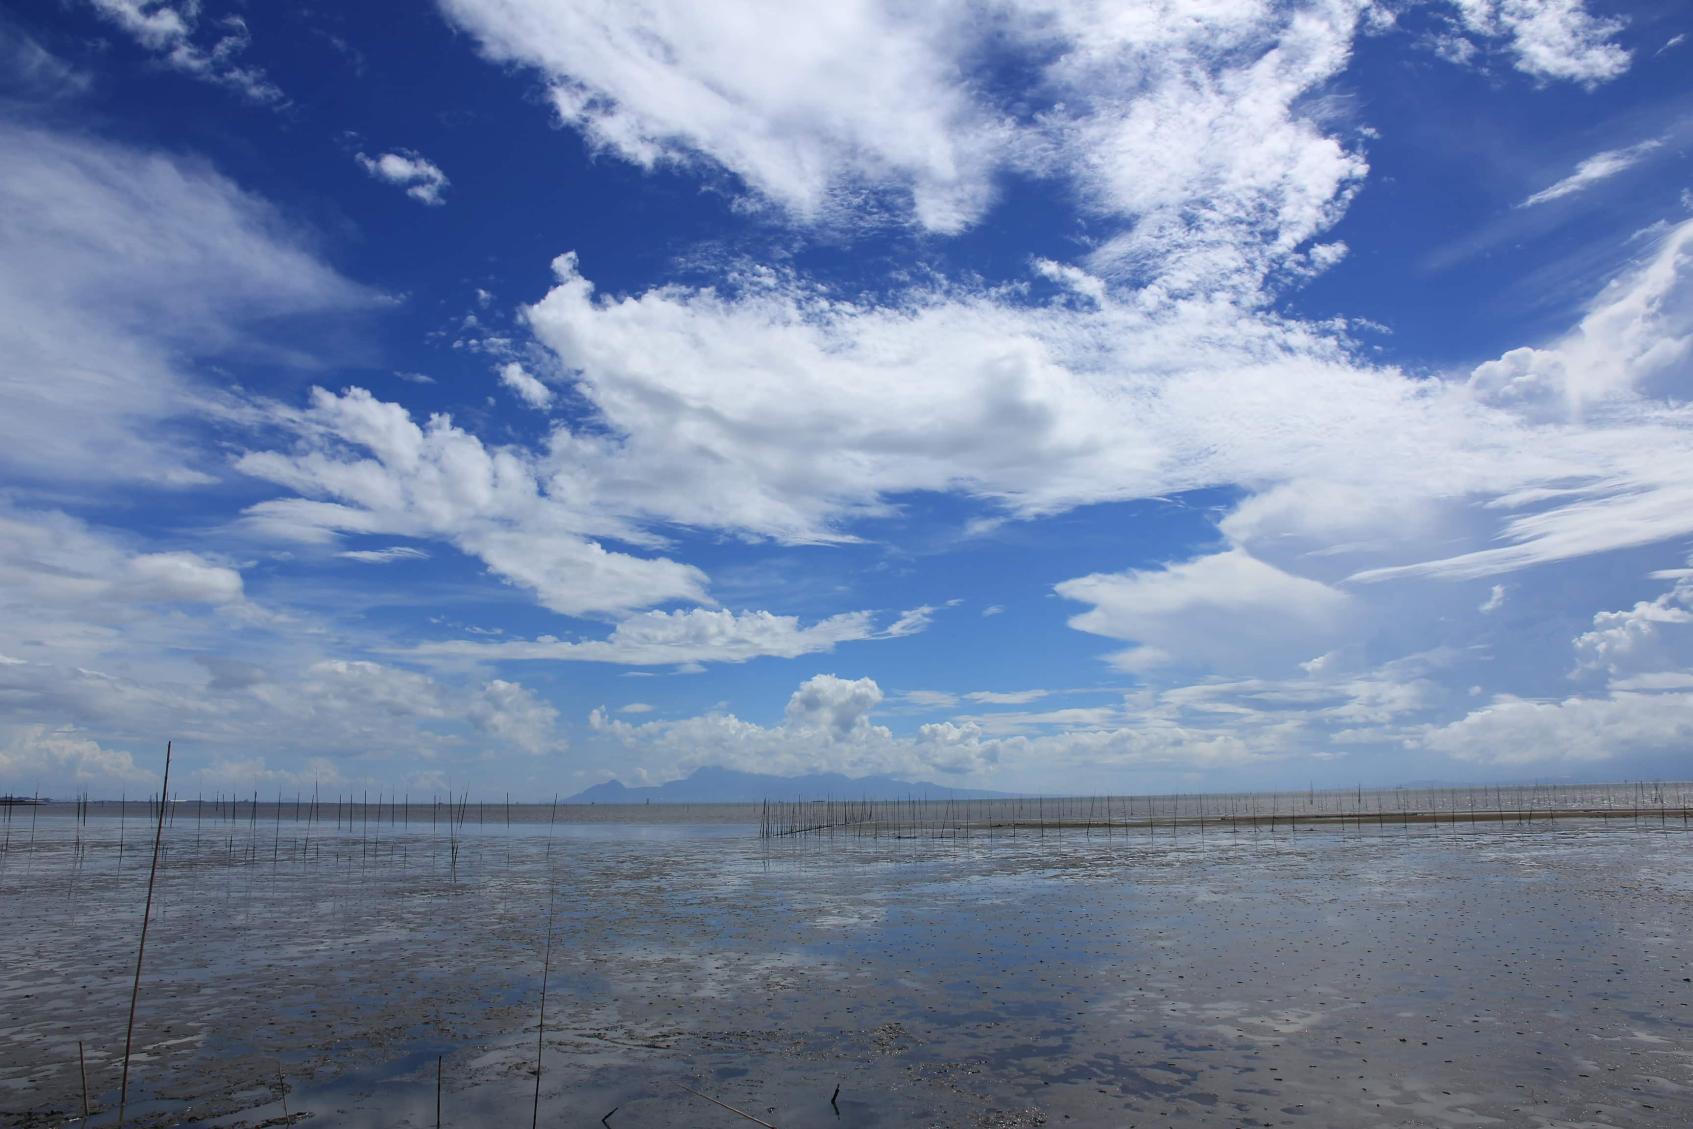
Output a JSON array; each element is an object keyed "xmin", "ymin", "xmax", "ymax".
[
  {"xmin": 783, "ymin": 673, "xmax": 884, "ymax": 742},
  {"xmin": 338, "ymin": 546, "xmax": 431, "ymax": 564},
  {"xmin": 589, "ymin": 673, "xmax": 940, "ymax": 778},
  {"xmin": 498, "ymin": 361, "xmax": 553, "ymax": 409},
  {"xmin": 0, "ymin": 501, "xmax": 573, "ymax": 788},
  {"xmin": 1521, "ymin": 140, "xmax": 1662, "ymax": 207},
  {"xmin": 1479, "ymin": 583, "xmax": 1507, "ymax": 613},
  {"xmin": 1415, "ymin": 690, "xmax": 1693, "ymax": 765},
  {"xmin": 522, "ymin": 250, "xmax": 1405, "ymax": 539},
  {"xmin": 237, "ymin": 386, "xmax": 708, "ymax": 617},
  {"xmin": 1572, "ymin": 575, "xmax": 1693, "ymax": 676},
  {"xmin": 0, "ymin": 725, "xmax": 153, "ymax": 790},
  {"xmin": 439, "ymin": 0, "xmax": 1369, "ymax": 292},
  {"xmin": 965, "ymin": 689, "xmax": 1051, "ymax": 705},
  {"xmin": 0, "ymin": 504, "xmax": 243, "ymax": 612},
  {"xmin": 469, "ymin": 678, "xmax": 561, "ymax": 754},
  {"xmin": 1052, "ymin": 0, "xmax": 1369, "ymax": 297},
  {"xmin": 232, "ymin": 209, "xmax": 1693, "ymax": 643},
  {"xmin": 1449, "ymin": 0, "xmax": 1630, "ymax": 87},
  {"xmin": 585, "ymin": 671, "xmax": 1313, "ymax": 784},
  {"xmin": 1416, "ymin": 571, "xmax": 1693, "ymax": 767},
  {"xmin": 1057, "ymin": 549, "xmax": 1350, "ymax": 672},
  {"xmin": 356, "ymin": 150, "xmax": 451, "ymax": 206},
  {"xmin": 1355, "ymin": 219, "xmax": 1693, "ymax": 580},
  {"xmin": 0, "ymin": 122, "xmax": 364, "ymax": 486},
  {"xmin": 0, "ymin": 20, "xmax": 90, "ymax": 99},
  {"xmin": 438, "ymin": 0, "xmax": 1009, "ymax": 232},
  {"xmin": 88, "ymin": 1, "xmax": 285, "ymax": 104},
  {"xmin": 409, "ymin": 605, "xmax": 929, "ymax": 666},
  {"xmin": 20, "ymin": 2, "xmax": 1690, "ymax": 793}
]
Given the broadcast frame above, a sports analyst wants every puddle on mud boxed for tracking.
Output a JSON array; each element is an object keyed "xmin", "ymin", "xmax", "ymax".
[{"xmin": 1, "ymin": 813, "xmax": 1690, "ymax": 1126}]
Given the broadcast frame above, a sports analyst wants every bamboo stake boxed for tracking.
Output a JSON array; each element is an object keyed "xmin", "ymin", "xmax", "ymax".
[
  {"xmin": 680, "ymin": 1085, "xmax": 779, "ymax": 1128},
  {"xmin": 532, "ymin": 876, "xmax": 558, "ymax": 1128},
  {"xmin": 118, "ymin": 740, "xmax": 172, "ymax": 1129}
]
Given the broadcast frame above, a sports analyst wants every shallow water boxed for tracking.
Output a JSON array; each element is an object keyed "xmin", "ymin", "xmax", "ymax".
[{"xmin": 2, "ymin": 810, "xmax": 1691, "ymax": 1127}]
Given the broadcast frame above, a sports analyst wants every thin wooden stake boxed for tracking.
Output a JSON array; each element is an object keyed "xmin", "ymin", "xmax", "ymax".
[
  {"xmin": 79, "ymin": 1040, "xmax": 90, "ymax": 1122},
  {"xmin": 680, "ymin": 1085, "xmax": 779, "ymax": 1128},
  {"xmin": 533, "ymin": 878, "xmax": 558, "ymax": 1129},
  {"xmin": 118, "ymin": 740, "xmax": 172, "ymax": 1129}
]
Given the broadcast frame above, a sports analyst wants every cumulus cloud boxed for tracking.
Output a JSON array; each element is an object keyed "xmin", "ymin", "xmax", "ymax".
[
  {"xmin": 1415, "ymin": 690, "xmax": 1693, "ymax": 766},
  {"xmin": 469, "ymin": 679, "xmax": 561, "ymax": 754},
  {"xmin": 1447, "ymin": 0, "xmax": 1631, "ymax": 87},
  {"xmin": 438, "ymin": 0, "xmax": 1368, "ymax": 289},
  {"xmin": 498, "ymin": 361, "xmax": 552, "ymax": 408},
  {"xmin": 590, "ymin": 673, "xmax": 942, "ymax": 778},
  {"xmin": 1572, "ymin": 575, "xmax": 1693, "ymax": 676},
  {"xmin": 583, "ymin": 668, "xmax": 1419, "ymax": 785},
  {"xmin": 438, "ymin": 0, "xmax": 1009, "ymax": 232},
  {"xmin": 0, "ymin": 500, "xmax": 567, "ymax": 787},
  {"xmin": 356, "ymin": 149, "xmax": 451, "ymax": 206},
  {"xmin": 0, "ymin": 725, "xmax": 152, "ymax": 791},
  {"xmin": 1414, "ymin": 571, "xmax": 1693, "ymax": 767},
  {"xmin": 237, "ymin": 386, "xmax": 708, "ymax": 617},
  {"xmin": 232, "ymin": 208, "xmax": 1693, "ymax": 658},
  {"xmin": 1521, "ymin": 140, "xmax": 1662, "ymax": 207}
]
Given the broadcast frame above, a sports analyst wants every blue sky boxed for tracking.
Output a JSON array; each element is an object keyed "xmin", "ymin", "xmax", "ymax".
[{"xmin": 3, "ymin": 1, "xmax": 1692, "ymax": 798}]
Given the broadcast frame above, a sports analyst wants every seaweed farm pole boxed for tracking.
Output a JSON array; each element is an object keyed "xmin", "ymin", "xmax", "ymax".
[
  {"xmin": 118, "ymin": 740, "xmax": 172, "ymax": 1129},
  {"xmin": 532, "ymin": 876, "xmax": 558, "ymax": 1129},
  {"xmin": 79, "ymin": 1035, "xmax": 90, "ymax": 1123}
]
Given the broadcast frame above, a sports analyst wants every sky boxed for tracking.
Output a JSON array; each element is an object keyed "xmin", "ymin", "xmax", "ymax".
[{"xmin": 2, "ymin": 0, "xmax": 1692, "ymax": 799}]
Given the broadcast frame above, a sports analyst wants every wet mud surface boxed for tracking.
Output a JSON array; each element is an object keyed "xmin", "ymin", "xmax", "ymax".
[{"xmin": 2, "ymin": 813, "xmax": 1691, "ymax": 1126}]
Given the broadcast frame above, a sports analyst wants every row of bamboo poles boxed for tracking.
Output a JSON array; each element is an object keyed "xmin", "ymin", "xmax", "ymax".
[{"xmin": 759, "ymin": 782, "xmax": 1693, "ymax": 839}]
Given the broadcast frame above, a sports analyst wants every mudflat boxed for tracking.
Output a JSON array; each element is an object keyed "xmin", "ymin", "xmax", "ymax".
[{"xmin": 3, "ymin": 809, "xmax": 1690, "ymax": 1127}]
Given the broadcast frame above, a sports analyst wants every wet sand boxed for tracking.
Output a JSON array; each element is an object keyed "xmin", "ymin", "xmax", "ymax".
[{"xmin": 2, "ymin": 811, "xmax": 1691, "ymax": 1126}]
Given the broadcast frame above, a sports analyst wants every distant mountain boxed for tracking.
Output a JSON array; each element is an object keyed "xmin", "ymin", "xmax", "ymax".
[{"xmin": 563, "ymin": 765, "xmax": 1016, "ymax": 804}]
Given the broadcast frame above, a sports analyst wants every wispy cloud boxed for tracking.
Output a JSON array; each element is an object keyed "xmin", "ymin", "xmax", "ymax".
[
  {"xmin": 88, "ymin": 1, "xmax": 284, "ymax": 105},
  {"xmin": 409, "ymin": 606, "xmax": 934, "ymax": 667},
  {"xmin": 1521, "ymin": 140, "xmax": 1662, "ymax": 207},
  {"xmin": 338, "ymin": 546, "xmax": 430, "ymax": 564}
]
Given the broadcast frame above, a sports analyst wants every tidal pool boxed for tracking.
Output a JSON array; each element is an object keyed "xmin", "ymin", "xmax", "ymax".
[{"xmin": 2, "ymin": 808, "xmax": 1690, "ymax": 1126}]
